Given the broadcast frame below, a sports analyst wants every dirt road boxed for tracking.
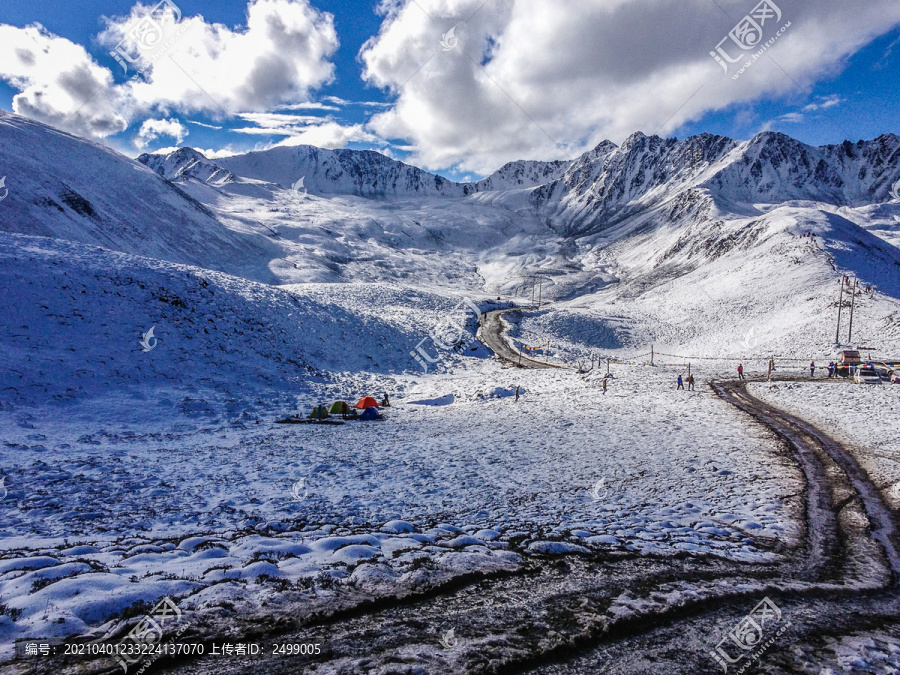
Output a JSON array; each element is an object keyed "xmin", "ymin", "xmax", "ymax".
[{"xmin": 478, "ymin": 309, "xmax": 563, "ymax": 369}]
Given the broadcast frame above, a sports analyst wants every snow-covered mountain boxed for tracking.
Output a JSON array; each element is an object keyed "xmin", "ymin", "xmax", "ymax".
[
  {"xmin": 530, "ymin": 131, "xmax": 900, "ymax": 235},
  {"xmin": 3, "ymin": 109, "xmax": 900, "ymax": 361},
  {"xmin": 472, "ymin": 157, "xmax": 578, "ymax": 191},
  {"xmin": 0, "ymin": 112, "xmax": 277, "ymax": 282},
  {"xmin": 140, "ymin": 145, "xmax": 475, "ymax": 199},
  {"xmin": 138, "ymin": 147, "xmax": 237, "ymax": 186}
]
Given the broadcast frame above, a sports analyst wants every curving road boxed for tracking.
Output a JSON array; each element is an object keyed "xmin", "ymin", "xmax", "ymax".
[{"xmin": 478, "ymin": 309, "xmax": 564, "ymax": 369}]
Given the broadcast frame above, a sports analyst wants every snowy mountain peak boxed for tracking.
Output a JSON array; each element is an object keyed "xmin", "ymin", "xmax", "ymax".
[
  {"xmin": 474, "ymin": 158, "xmax": 573, "ymax": 191},
  {"xmin": 150, "ymin": 143, "xmax": 473, "ymax": 199},
  {"xmin": 137, "ymin": 147, "xmax": 236, "ymax": 185}
]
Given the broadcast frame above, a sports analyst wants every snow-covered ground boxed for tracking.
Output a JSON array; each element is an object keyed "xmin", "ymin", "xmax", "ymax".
[
  {"xmin": 0, "ymin": 362, "xmax": 802, "ymax": 658},
  {"xmin": 750, "ymin": 380, "xmax": 900, "ymax": 513}
]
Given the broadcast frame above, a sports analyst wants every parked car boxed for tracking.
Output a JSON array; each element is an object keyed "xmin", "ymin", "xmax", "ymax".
[
  {"xmin": 891, "ymin": 370, "xmax": 900, "ymax": 385},
  {"xmin": 870, "ymin": 364, "xmax": 892, "ymax": 379},
  {"xmin": 854, "ymin": 368, "xmax": 883, "ymax": 385}
]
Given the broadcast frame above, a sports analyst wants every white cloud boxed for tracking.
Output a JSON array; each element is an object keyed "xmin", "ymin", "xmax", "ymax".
[
  {"xmin": 237, "ymin": 112, "xmax": 328, "ymax": 128},
  {"xmin": 135, "ymin": 117, "xmax": 188, "ymax": 148},
  {"xmin": 0, "ymin": 0, "xmax": 339, "ymax": 140},
  {"xmin": 776, "ymin": 112, "xmax": 805, "ymax": 123},
  {"xmin": 229, "ymin": 112, "xmax": 375, "ymax": 149},
  {"xmin": 101, "ymin": 0, "xmax": 339, "ymax": 114},
  {"xmin": 0, "ymin": 23, "xmax": 128, "ymax": 139},
  {"xmin": 322, "ymin": 95, "xmax": 390, "ymax": 108},
  {"xmin": 146, "ymin": 145, "xmax": 239, "ymax": 158},
  {"xmin": 274, "ymin": 121, "xmax": 376, "ymax": 149},
  {"xmin": 360, "ymin": 0, "xmax": 900, "ymax": 174},
  {"xmin": 276, "ymin": 101, "xmax": 341, "ymax": 111},
  {"xmin": 187, "ymin": 119, "xmax": 222, "ymax": 129},
  {"xmin": 803, "ymin": 95, "xmax": 844, "ymax": 112},
  {"xmin": 198, "ymin": 147, "xmax": 241, "ymax": 159}
]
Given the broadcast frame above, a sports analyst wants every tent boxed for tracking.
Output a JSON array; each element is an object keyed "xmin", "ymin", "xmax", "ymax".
[
  {"xmin": 360, "ymin": 406, "xmax": 381, "ymax": 421},
  {"xmin": 308, "ymin": 406, "xmax": 330, "ymax": 420},
  {"xmin": 328, "ymin": 401, "xmax": 351, "ymax": 414},
  {"xmin": 355, "ymin": 396, "xmax": 379, "ymax": 409}
]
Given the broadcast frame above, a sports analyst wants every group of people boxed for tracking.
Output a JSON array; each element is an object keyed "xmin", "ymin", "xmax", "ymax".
[
  {"xmin": 843, "ymin": 276, "xmax": 877, "ymax": 298},
  {"xmin": 676, "ymin": 373, "xmax": 695, "ymax": 390}
]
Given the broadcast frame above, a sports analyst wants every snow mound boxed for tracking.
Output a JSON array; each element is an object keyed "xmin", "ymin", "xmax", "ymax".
[{"xmin": 408, "ymin": 394, "xmax": 455, "ymax": 406}]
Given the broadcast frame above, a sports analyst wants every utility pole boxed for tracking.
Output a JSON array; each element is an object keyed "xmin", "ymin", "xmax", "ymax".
[
  {"xmin": 538, "ymin": 277, "xmax": 543, "ymax": 309},
  {"xmin": 651, "ymin": 345, "xmax": 655, "ymax": 366},
  {"xmin": 606, "ymin": 358, "xmax": 610, "ymax": 377},
  {"xmin": 688, "ymin": 362, "xmax": 691, "ymax": 377},
  {"xmin": 848, "ymin": 278, "xmax": 858, "ymax": 343},
  {"xmin": 835, "ymin": 277, "xmax": 844, "ymax": 345},
  {"xmin": 530, "ymin": 277, "xmax": 536, "ymax": 309}
]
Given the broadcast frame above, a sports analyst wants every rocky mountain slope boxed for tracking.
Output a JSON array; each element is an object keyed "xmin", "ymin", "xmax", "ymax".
[{"xmin": 0, "ymin": 112, "xmax": 277, "ymax": 282}]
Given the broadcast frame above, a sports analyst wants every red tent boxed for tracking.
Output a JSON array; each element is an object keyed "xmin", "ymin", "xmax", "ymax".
[{"xmin": 355, "ymin": 396, "xmax": 379, "ymax": 409}]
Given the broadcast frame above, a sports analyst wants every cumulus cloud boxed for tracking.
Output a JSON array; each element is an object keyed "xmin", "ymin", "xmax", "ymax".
[
  {"xmin": 135, "ymin": 117, "xmax": 188, "ymax": 148},
  {"xmin": 0, "ymin": 23, "xmax": 128, "ymax": 139},
  {"xmin": 0, "ymin": 0, "xmax": 339, "ymax": 140},
  {"xmin": 101, "ymin": 0, "xmax": 339, "ymax": 114},
  {"xmin": 360, "ymin": 0, "xmax": 900, "ymax": 173}
]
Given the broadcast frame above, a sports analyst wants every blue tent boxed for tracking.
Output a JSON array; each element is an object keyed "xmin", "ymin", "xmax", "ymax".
[{"xmin": 360, "ymin": 406, "xmax": 381, "ymax": 421}]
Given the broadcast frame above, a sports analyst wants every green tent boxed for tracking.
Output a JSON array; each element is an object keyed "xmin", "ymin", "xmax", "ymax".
[
  {"xmin": 328, "ymin": 401, "xmax": 351, "ymax": 414},
  {"xmin": 308, "ymin": 406, "xmax": 330, "ymax": 420}
]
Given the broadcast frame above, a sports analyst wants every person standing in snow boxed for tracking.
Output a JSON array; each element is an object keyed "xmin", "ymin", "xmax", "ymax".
[
  {"xmin": 810, "ymin": 361, "xmax": 816, "ymax": 378},
  {"xmin": 602, "ymin": 377, "xmax": 608, "ymax": 395},
  {"xmin": 677, "ymin": 374, "xmax": 684, "ymax": 390},
  {"xmin": 737, "ymin": 363, "xmax": 744, "ymax": 380},
  {"xmin": 687, "ymin": 374, "xmax": 695, "ymax": 391},
  {"xmin": 515, "ymin": 386, "xmax": 520, "ymax": 402}
]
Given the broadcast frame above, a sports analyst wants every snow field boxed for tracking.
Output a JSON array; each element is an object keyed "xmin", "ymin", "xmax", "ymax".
[{"xmin": 0, "ymin": 360, "xmax": 803, "ymax": 657}]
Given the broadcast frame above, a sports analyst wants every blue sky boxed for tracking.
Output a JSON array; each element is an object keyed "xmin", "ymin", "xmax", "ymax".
[{"xmin": 1, "ymin": 0, "xmax": 899, "ymax": 180}]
